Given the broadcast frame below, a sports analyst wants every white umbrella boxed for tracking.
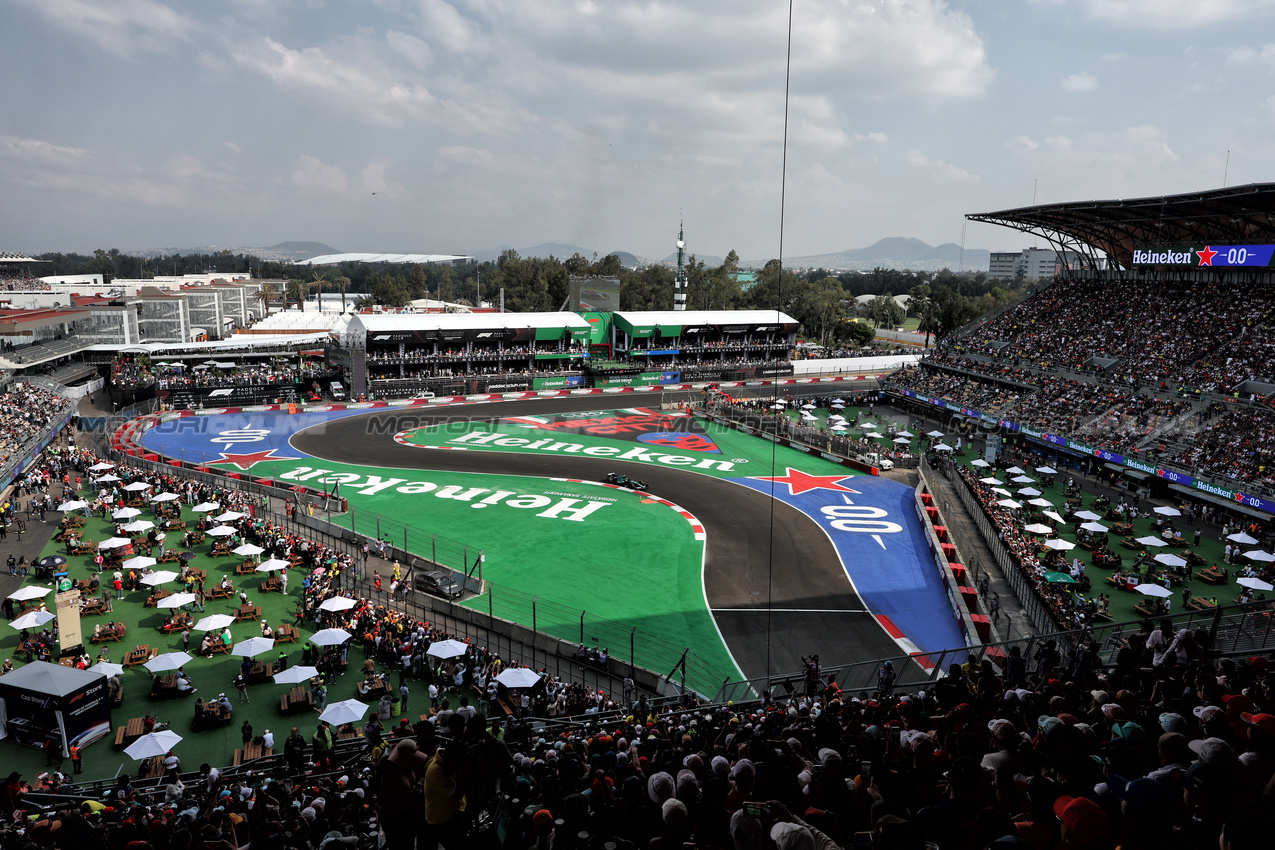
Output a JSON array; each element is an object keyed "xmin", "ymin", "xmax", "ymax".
[
  {"xmin": 970, "ymin": 459, "xmax": 990, "ymax": 468},
  {"xmin": 90, "ymin": 662, "xmax": 125, "ymax": 679},
  {"xmin": 8, "ymin": 586, "xmax": 50, "ymax": 601},
  {"xmin": 1153, "ymin": 506, "xmax": 1181, "ymax": 517},
  {"xmin": 215, "ymin": 511, "xmax": 246, "ymax": 522},
  {"xmin": 310, "ymin": 628, "xmax": 353, "ymax": 646},
  {"xmin": 144, "ymin": 651, "xmax": 193, "ymax": 673},
  {"xmin": 10, "ymin": 610, "xmax": 55, "ymax": 630},
  {"xmin": 1012, "ymin": 476, "xmax": 1036, "ymax": 484},
  {"xmin": 57, "ymin": 500, "xmax": 88, "ymax": 512},
  {"xmin": 1228, "ymin": 532, "xmax": 1259, "ymax": 545},
  {"xmin": 495, "ymin": 667, "xmax": 543, "ymax": 689},
  {"xmin": 123, "ymin": 482, "xmax": 152, "ymax": 492},
  {"xmin": 319, "ymin": 699, "xmax": 369, "ymax": 726},
  {"xmin": 1017, "ymin": 487, "xmax": 1042, "ymax": 496},
  {"xmin": 1238, "ymin": 576, "xmax": 1274, "ymax": 591},
  {"xmin": 1080, "ymin": 522, "xmax": 1109, "ymax": 533},
  {"xmin": 800, "ymin": 412, "xmax": 816, "ymax": 421},
  {"xmin": 157, "ymin": 593, "xmax": 197, "ymax": 609},
  {"xmin": 192, "ymin": 502, "xmax": 219, "ymax": 513},
  {"xmin": 1029, "ymin": 498, "xmax": 1054, "ymax": 507},
  {"xmin": 273, "ymin": 666, "xmax": 320, "ymax": 684},
  {"xmin": 1135, "ymin": 584, "xmax": 1172, "ymax": 598},
  {"xmin": 112, "ymin": 507, "xmax": 142, "ymax": 519},
  {"xmin": 1074, "ymin": 510, "xmax": 1103, "ymax": 521},
  {"xmin": 831, "ymin": 398, "xmax": 846, "ymax": 404},
  {"xmin": 1136, "ymin": 536, "xmax": 1169, "ymax": 547},
  {"xmin": 1243, "ymin": 550, "xmax": 1275, "ymax": 563},
  {"xmin": 206, "ymin": 525, "xmax": 237, "ymax": 537},
  {"xmin": 997, "ymin": 499, "xmax": 1023, "ymax": 510},
  {"xmin": 828, "ymin": 414, "xmax": 847, "ymax": 422},
  {"xmin": 1043, "ymin": 538, "xmax": 1075, "ymax": 551},
  {"xmin": 99, "ymin": 537, "xmax": 132, "ymax": 549},
  {"xmin": 232, "ymin": 637, "xmax": 277, "ymax": 658},
  {"xmin": 1024, "ymin": 523, "xmax": 1054, "ymax": 535},
  {"xmin": 94, "ymin": 474, "xmax": 121, "ymax": 483},
  {"xmin": 319, "ymin": 596, "xmax": 357, "ymax": 612},
  {"xmin": 897, "ymin": 430, "xmax": 913, "ymax": 437},
  {"xmin": 980, "ymin": 477, "xmax": 1005, "ymax": 485},
  {"xmin": 234, "ymin": 544, "xmax": 265, "ymax": 556},
  {"xmin": 427, "ymin": 638, "xmax": 469, "ymax": 659},
  {"xmin": 124, "ymin": 730, "xmax": 183, "ymax": 760},
  {"xmin": 88, "ymin": 462, "xmax": 115, "ymax": 472},
  {"xmin": 830, "ymin": 403, "xmax": 845, "ymax": 409},
  {"xmin": 865, "ymin": 432, "xmax": 884, "ymax": 440},
  {"xmin": 893, "ymin": 437, "xmax": 911, "ymax": 444},
  {"xmin": 926, "ymin": 430, "xmax": 944, "ymax": 438},
  {"xmin": 933, "ymin": 443, "xmax": 954, "ymax": 452},
  {"xmin": 256, "ymin": 559, "xmax": 289, "ymax": 572},
  {"xmin": 123, "ymin": 520, "xmax": 155, "ymax": 533},
  {"xmin": 1043, "ymin": 511, "xmax": 1067, "ymax": 525},
  {"xmin": 1154, "ymin": 553, "xmax": 1187, "ymax": 568},
  {"xmin": 769, "ymin": 403, "xmax": 786, "ymax": 410},
  {"xmin": 800, "ymin": 403, "xmax": 816, "ymax": 410},
  {"xmin": 829, "ymin": 424, "xmax": 847, "ymax": 432},
  {"xmin": 140, "ymin": 570, "xmax": 179, "ymax": 586},
  {"xmin": 1005, "ymin": 466, "xmax": 1025, "ymax": 474},
  {"xmin": 123, "ymin": 556, "xmax": 158, "ymax": 571},
  {"xmin": 194, "ymin": 614, "xmax": 236, "ymax": 631},
  {"xmin": 151, "ymin": 493, "xmax": 180, "ymax": 503},
  {"xmin": 1036, "ymin": 466, "xmax": 1058, "ymax": 475},
  {"xmin": 992, "ymin": 487, "xmax": 1013, "ymax": 497}
]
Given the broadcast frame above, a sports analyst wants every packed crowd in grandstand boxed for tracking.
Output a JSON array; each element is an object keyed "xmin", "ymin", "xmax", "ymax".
[
  {"xmin": 1158, "ymin": 404, "xmax": 1275, "ymax": 492},
  {"xmin": 0, "ymin": 383, "xmax": 72, "ymax": 467},
  {"xmin": 110, "ymin": 359, "xmax": 337, "ymax": 390}
]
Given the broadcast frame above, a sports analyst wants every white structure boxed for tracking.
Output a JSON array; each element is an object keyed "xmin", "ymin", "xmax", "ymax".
[{"xmin": 988, "ymin": 248, "xmax": 1084, "ymax": 283}]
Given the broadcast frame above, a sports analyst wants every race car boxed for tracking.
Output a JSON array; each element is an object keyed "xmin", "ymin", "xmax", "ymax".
[{"xmin": 605, "ymin": 472, "xmax": 648, "ymax": 491}]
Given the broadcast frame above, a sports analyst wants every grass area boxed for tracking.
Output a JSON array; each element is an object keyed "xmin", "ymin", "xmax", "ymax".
[
  {"xmin": 949, "ymin": 457, "xmax": 1246, "ymax": 623},
  {"xmin": 0, "ymin": 498, "xmax": 370, "ymax": 783}
]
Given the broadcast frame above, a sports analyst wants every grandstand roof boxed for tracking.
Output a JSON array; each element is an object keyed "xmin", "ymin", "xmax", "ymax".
[
  {"xmin": 294, "ymin": 252, "xmax": 472, "ymax": 266},
  {"xmin": 967, "ymin": 182, "xmax": 1275, "ymax": 270},
  {"xmin": 350, "ymin": 311, "xmax": 588, "ymax": 333},
  {"xmin": 614, "ymin": 309, "xmax": 798, "ymax": 327}
]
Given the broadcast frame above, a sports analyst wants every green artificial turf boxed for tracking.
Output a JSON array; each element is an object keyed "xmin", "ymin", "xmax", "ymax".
[{"xmin": 0, "ymin": 499, "xmax": 365, "ymax": 784}]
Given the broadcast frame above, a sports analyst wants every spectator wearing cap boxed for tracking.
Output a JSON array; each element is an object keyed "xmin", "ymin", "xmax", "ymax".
[{"xmin": 1052, "ymin": 795, "xmax": 1112, "ymax": 850}]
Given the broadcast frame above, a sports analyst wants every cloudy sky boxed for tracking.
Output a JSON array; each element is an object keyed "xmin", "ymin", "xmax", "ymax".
[{"xmin": 5, "ymin": 0, "xmax": 1275, "ymax": 262}]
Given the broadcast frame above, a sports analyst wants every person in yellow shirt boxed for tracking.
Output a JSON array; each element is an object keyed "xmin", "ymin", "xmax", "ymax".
[{"xmin": 424, "ymin": 737, "xmax": 466, "ymax": 846}]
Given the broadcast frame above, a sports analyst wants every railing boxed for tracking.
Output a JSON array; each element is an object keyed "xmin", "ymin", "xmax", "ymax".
[
  {"xmin": 924, "ymin": 453, "xmax": 1063, "ymax": 634},
  {"xmin": 714, "ymin": 597, "xmax": 1275, "ymax": 703}
]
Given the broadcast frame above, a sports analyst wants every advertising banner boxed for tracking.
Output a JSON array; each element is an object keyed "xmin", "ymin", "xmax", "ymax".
[
  {"xmin": 56, "ymin": 589, "xmax": 83, "ymax": 654},
  {"xmin": 531, "ymin": 375, "xmax": 586, "ymax": 390}
]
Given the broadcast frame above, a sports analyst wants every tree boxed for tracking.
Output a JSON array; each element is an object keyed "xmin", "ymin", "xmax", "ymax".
[
  {"xmin": 353, "ymin": 294, "xmax": 376, "ymax": 311},
  {"xmin": 798, "ymin": 277, "xmax": 847, "ymax": 345},
  {"xmin": 867, "ymin": 294, "xmax": 905, "ymax": 329},
  {"xmin": 256, "ymin": 282, "xmax": 280, "ymax": 319},
  {"xmin": 908, "ymin": 283, "xmax": 939, "ymax": 348}
]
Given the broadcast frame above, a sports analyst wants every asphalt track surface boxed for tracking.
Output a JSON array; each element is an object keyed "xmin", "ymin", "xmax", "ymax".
[{"xmin": 291, "ymin": 392, "xmax": 903, "ymax": 685}]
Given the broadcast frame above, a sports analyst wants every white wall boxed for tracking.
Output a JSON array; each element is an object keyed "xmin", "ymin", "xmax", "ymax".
[{"xmin": 790, "ymin": 354, "xmax": 919, "ymax": 375}]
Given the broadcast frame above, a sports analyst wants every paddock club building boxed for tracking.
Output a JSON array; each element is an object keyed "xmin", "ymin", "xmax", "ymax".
[{"xmin": 336, "ymin": 309, "xmax": 800, "ymax": 398}]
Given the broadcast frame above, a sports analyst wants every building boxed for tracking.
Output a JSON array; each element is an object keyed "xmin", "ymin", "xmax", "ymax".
[{"xmin": 986, "ymin": 248, "xmax": 1084, "ymax": 283}]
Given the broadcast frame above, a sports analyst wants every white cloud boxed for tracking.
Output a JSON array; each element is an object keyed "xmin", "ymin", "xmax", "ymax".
[
  {"xmin": 290, "ymin": 155, "xmax": 349, "ymax": 194},
  {"xmin": 1007, "ymin": 135, "xmax": 1040, "ymax": 153},
  {"xmin": 906, "ymin": 149, "xmax": 980, "ymax": 184},
  {"xmin": 1226, "ymin": 43, "xmax": 1275, "ymax": 69},
  {"xmin": 231, "ymin": 37, "xmax": 437, "ymax": 127},
  {"xmin": 358, "ymin": 162, "xmax": 406, "ymax": 199},
  {"xmin": 0, "ymin": 135, "xmax": 86, "ymax": 167},
  {"xmin": 16, "ymin": 0, "xmax": 198, "ymax": 58},
  {"xmin": 1073, "ymin": 0, "xmax": 1275, "ymax": 29},
  {"xmin": 1062, "ymin": 72, "xmax": 1099, "ymax": 92},
  {"xmin": 223, "ymin": 142, "xmax": 243, "ymax": 154}
]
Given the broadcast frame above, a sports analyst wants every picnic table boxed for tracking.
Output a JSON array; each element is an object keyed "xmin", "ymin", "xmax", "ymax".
[
  {"xmin": 261, "ymin": 576, "xmax": 283, "ymax": 593},
  {"xmin": 247, "ymin": 660, "xmax": 274, "ymax": 684},
  {"xmin": 149, "ymin": 673, "xmax": 189, "ymax": 700},
  {"xmin": 158, "ymin": 614, "xmax": 194, "ymax": 634},
  {"xmin": 207, "ymin": 585, "xmax": 233, "ymax": 600},
  {"xmin": 193, "ymin": 700, "xmax": 232, "ymax": 730},
  {"xmin": 1199, "ymin": 567, "xmax": 1228, "ymax": 585},
  {"xmin": 185, "ymin": 568, "xmax": 207, "ymax": 583},
  {"xmin": 138, "ymin": 756, "xmax": 165, "ymax": 779},
  {"xmin": 123, "ymin": 644, "xmax": 152, "ymax": 669},
  {"xmin": 274, "ymin": 624, "xmax": 298, "ymax": 644},
  {"xmin": 60, "ymin": 515, "xmax": 85, "ymax": 529},
  {"xmin": 70, "ymin": 541, "xmax": 96, "ymax": 556},
  {"xmin": 233, "ymin": 741, "xmax": 273, "ymax": 765},
  {"xmin": 1111, "ymin": 521, "xmax": 1133, "ymax": 535},
  {"xmin": 113, "ymin": 716, "xmax": 147, "ymax": 748},
  {"xmin": 234, "ymin": 602, "xmax": 261, "ymax": 622},
  {"xmin": 144, "ymin": 588, "xmax": 172, "ymax": 608},
  {"xmin": 1189, "ymin": 597, "xmax": 1218, "ymax": 611},
  {"xmin": 80, "ymin": 596, "xmax": 107, "ymax": 616},
  {"xmin": 280, "ymin": 685, "xmax": 314, "ymax": 714},
  {"xmin": 91, "ymin": 624, "xmax": 126, "ymax": 643},
  {"xmin": 235, "ymin": 561, "xmax": 258, "ymax": 576},
  {"xmin": 157, "ymin": 550, "xmax": 184, "ymax": 564},
  {"xmin": 211, "ymin": 542, "xmax": 234, "ymax": 557}
]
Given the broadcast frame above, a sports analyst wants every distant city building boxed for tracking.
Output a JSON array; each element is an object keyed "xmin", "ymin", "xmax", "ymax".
[{"xmin": 987, "ymin": 247, "xmax": 1084, "ymax": 283}]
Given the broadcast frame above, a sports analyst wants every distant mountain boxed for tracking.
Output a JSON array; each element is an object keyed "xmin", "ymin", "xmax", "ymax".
[
  {"xmin": 472, "ymin": 243, "xmax": 651, "ymax": 269},
  {"xmin": 659, "ymin": 251, "xmax": 725, "ymax": 268},
  {"xmin": 768, "ymin": 237, "xmax": 990, "ymax": 272}
]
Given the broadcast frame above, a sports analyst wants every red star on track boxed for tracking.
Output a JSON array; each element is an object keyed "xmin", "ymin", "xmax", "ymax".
[
  {"xmin": 1196, "ymin": 245, "xmax": 1218, "ymax": 266},
  {"xmin": 216, "ymin": 449, "xmax": 282, "ymax": 470},
  {"xmin": 752, "ymin": 467, "xmax": 861, "ymax": 496}
]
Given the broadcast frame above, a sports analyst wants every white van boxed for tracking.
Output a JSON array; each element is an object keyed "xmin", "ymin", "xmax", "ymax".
[
  {"xmin": 329, "ymin": 381, "xmax": 347, "ymax": 400},
  {"xmin": 855, "ymin": 452, "xmax": 895, "ymax": 471}
]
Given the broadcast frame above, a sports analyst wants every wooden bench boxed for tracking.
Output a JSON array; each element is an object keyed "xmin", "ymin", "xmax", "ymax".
[
  {"xmin": 70, "ymin": 542, "xmax": 96, "ymax": 556},
  {"xmin": 80, "ymin": 597, "xmax": 107, "ymax": 616},
  {"xmin": 211, "ymin": 543, "xmax": 234, "ymax": 557},
  {"xmin": 207, "ymin": 639, "xmax": 231, "ymax": 655},
  {"xmin": 233, "ymin": 604, "xmax": 261, "ymax": 622},
  {"xmin": 261, "ymin": 577, "xmax": 283, "ymax": 594},
  {"xmin": 113, "ymin": 716, "xmax": 146, "ymax": 749},
  {"xmin": 232, "ymin": 743, "xmax": 274, "ymax": 765},
  {"xmin": 91, "ymin": 626, "xmax": 126, "ymax": 643},
  {"xmin": 274, "ymin": 624, "xmax": 298, "ymax": 644},
  {"xmin": 1199, "ymin": 569, "xmax": 1228, "ymax": 585},
  {"xmin": 235, "ymin": 561, "xmax": 258, "ymax": 576},
  {"xmin": 207, "ymin": 586, "xmax": 232, "ymax": 600},
  {"xmin": 281, "ymin": 686, "xmax": 314, "ymax": 714},
  {"xmin": 158, "ymin": 615, "xmax": 193, "ymax": 634},
  {"xmin": 144, "ymin": 589, "xmax": 171, "ymax": 608},
  {"xmin": 157, "ymin": 550, "xmax": 183, "ymax": 564},
  {"xmin": 123, "ymin": 645, "xmax": 151, "ymax": 669},
  {"xmin": 1189, "ymin": 597, "xmax": 1218, "ymax": 611}
]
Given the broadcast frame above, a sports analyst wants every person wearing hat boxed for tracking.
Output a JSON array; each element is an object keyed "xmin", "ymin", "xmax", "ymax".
[
  {"xmin": 379, "ymin": 737, "xmax": 428, "ymax": 850},
  {"xmin": 1052, "ymin": 795, "xmax": 1112, "ymax": 849}
]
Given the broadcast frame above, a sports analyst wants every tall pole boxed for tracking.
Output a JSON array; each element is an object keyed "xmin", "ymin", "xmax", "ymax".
[{"xmin": 674, "ymin": 221, "xmax": 687, "ymax": 311}]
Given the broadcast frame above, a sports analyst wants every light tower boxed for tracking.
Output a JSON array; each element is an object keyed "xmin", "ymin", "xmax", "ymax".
[{"xmin": 674, "ymin": 221, "xmax": 687, "ymax": 311}]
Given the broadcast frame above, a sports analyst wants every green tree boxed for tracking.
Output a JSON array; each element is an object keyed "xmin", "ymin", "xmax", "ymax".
[
  {"xmin": 867, "ymin": 294, "xmax": 905, "ymax": 329},
  {"xmin": 798, "ymin": 277, "xmax": 847, "ymax": 345},
  {"xmin": 256, "ymin": 282, "xmax": 279, "ymax": 318}
]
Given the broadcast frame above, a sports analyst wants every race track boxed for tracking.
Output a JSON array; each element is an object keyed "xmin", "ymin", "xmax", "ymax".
[{"xmin": 290, "ymin": 395, "xmax": 905, "ymax": 684}]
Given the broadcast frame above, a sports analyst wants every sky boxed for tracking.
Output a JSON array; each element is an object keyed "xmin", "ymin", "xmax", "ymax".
[{"xmin": 4, "ymin": 0, "xmax": 1275, "ymax": 263}]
